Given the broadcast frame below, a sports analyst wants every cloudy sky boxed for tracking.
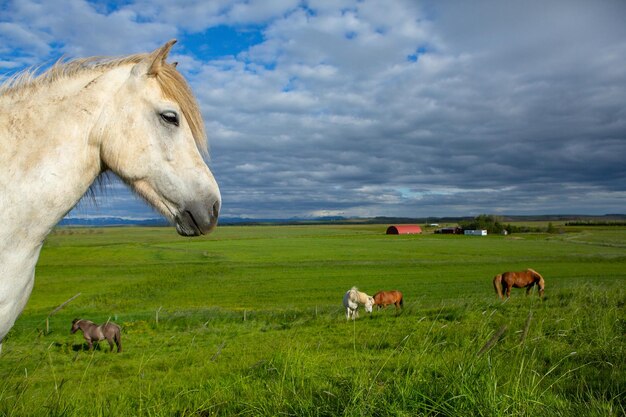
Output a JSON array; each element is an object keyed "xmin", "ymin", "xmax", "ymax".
[{"xmin": 2, "ymin": 0, "xmax": 625, "ymax": 219}]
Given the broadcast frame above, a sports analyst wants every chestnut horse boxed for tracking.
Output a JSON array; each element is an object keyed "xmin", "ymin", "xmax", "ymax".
[
  {"xmin": 373, "ymin": 290, "xmax": 404, "ymax": 310},
  {"xmin": 71, "ymin": 319, "xmax": 122, "ymax": 353},
  {"xmin": 493, "ymin": 268, "xmax": 545, "ymax": 299}
]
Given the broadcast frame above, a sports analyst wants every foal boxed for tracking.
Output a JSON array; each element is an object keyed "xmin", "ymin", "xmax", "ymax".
[{"xmin": 71, "ymin": 319, "xmax": 122, "ymax": 353}]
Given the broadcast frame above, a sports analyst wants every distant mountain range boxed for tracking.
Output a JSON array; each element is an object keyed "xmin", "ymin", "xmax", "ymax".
[
  {"xmin": 59, "ymin": 217, "xmax": 169, "ymax": 227},
  {"xmin": 59, "ymin": 214, "xmax": 626, "ymax": 227},
  {"xmin": 58, "ymin": 216, "xmax": 351, "ymax": 227}
]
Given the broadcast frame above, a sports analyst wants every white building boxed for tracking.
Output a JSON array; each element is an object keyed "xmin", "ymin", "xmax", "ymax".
[{"xmin": 464, "ymin": 229, "xmax": 488, "ymax": 236}]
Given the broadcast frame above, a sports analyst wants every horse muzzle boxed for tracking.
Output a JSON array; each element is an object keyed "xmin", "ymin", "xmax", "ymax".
[{"xmin": 175, "ymin": 199, "xmax": 220, "ymax": 236}]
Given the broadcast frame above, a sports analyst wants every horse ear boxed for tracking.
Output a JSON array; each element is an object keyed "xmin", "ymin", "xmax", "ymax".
[
  {"xmin": 132, "ymin": 39, "xmax": 177, "ymax": 77},
  {"xmin": 147, "ymin": 39, "xmax": 177, "ymax": 76}
]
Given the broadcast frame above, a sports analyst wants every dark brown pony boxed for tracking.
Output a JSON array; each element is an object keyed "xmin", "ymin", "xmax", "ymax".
[
  {"xmin": 373, "ymin": 290, "xmax": 404, "ymax": 310},
  {"xmin": 71, "ymin": 319, "xmax": 122, "ymax": 352},
  {"xmin": 493, "ymin": 268, "xmax": 545, "ymax": 299}
]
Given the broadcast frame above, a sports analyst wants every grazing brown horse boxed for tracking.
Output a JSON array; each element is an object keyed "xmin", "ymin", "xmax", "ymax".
[
  {"xmin": 71, "ymin": 319, "xmax": 122, "ymax": 352},
  {"xmin": 493, "ymin": 269, "xmax": 545, "ymax": 299},
  {"xmin": 373, "ymin": 290, "xmax": 404, "ymax": 310}
]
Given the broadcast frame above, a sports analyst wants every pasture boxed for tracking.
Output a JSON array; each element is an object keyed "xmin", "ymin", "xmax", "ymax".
[{"xmin": 1, "ymin": 224, "xmax": 624, "ymax": 416}]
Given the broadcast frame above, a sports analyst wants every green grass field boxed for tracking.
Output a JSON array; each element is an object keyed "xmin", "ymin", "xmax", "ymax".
[{"xmin": 1, "ymin": 225, "xmax": 624, "ymax": 416}]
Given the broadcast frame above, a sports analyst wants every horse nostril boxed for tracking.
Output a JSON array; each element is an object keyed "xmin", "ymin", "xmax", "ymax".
[{"xmin": 212, "ymin": 200, "xmax": 220, "ymax": 219}]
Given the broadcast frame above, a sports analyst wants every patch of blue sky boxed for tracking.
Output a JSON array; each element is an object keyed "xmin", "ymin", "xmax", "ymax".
[
  {"xmin": 407, "ymin": 45, "xmax": 428, "ymax": 62},
  {"xmin": 2, "ymin": 40, "xmax": 66, "ymax": 76},
  {"xmin": 181, "ymin": 25, "xmax": 265, "ymax": 61},
  {"xmin": 302, "ymin": 5, "xmax": 317, "ymax": 18},
  {"xmin": 375, "ymin": 27, "xmax": 389, "ymax": 35},
  {"xmin": 86, "ymin": 0, "xmax": 133, "ymax": 15},
  {"xmin": 282, "ymin": 76, "xmax": 298, "ymax": 92}
]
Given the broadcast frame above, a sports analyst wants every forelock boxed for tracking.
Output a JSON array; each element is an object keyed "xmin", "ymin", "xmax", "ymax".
[{"xmin": 154, "ymin": 64, "xmax": 208, "ymax": 155}]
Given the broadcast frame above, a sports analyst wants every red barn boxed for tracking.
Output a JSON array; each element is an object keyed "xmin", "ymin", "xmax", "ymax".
[{"xmin": 386, "ymin": 225, "xmax": 422, "ymax": 235}]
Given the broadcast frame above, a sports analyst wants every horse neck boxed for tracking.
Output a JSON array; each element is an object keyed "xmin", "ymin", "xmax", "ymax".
[
  {"xmin": 0, "ymin": 68, "xmax": 129, "ymax": 341},
  {"xmin": 0, "ymin": 68, "xmax": 129, "ymax": 249},
  {"xmin": 80, "ymin": 320, "xmax": 94, "ymax": 329},
  {"xmin": 528, "ymin": 269, "xmax": 543, "ymax": 284}
]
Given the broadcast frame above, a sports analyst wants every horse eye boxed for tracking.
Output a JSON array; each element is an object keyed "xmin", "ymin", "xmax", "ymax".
[{"xmin": 160, "ymin": 111, "xmax": 179, "ymax": 127}]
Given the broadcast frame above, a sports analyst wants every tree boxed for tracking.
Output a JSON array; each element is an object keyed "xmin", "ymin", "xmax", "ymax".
[{"xmin": 459, "ymin": 214, "xmax": 506, "ymax": 234}]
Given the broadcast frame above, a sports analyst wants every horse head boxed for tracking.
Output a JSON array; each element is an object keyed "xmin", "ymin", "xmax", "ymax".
[
  {"xmin": 96, "ymin": 40, "xmax": 220, "ymax": 236},
  {"xmin": 70, "ymin": 319, "xmax": 82, "ymax": 334},
  {"xmin": 528, "ymin": 268, "xmax": 545, "ymax": 298},
  {"xmin": 537, "ymin": 278, "xmax": 545, "ymax": 298},
  {"xmin": 364, "ymin": 296, "xmax": 375, "ymax": 313}
]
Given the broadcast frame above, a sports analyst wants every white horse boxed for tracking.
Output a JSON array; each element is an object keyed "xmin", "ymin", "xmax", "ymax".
[
  {"xmin": 342, "ymin": 287, "xmax": 374, "ymax": 320},
  {"xmin": 0, "ymin": 40, "xmax": 221, "ymax": 350}
]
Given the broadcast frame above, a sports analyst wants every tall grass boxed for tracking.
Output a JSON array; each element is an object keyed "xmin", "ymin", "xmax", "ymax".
[{"xmin": 1, "ymin": 225, "xmax": 624, "ymax": 416}]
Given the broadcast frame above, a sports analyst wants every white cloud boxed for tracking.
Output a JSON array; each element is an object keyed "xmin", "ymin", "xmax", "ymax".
[
  {"xmin": 0, "ymin": 21, "xmax": 51, "ymax": 56},
  {"xmin": 1, "ymin": 0, "xmax": 177, "ymax": 60}
]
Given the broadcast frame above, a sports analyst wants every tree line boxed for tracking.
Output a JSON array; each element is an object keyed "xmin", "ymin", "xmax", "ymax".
[{"xmin": 458, "ymin": 215, "xmax": 563, "ymax": 234}]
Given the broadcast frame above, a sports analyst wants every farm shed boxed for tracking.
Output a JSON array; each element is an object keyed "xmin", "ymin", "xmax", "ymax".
[
  {"xmin": 435, "ymin": 227, "xmax": 463, "ymax": 234},
  {"xmin": 386, "ymin": 225, "xmax": 422, "ymax": 235}
]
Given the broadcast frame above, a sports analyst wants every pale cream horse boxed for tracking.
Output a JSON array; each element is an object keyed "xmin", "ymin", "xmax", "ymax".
[
  {"xmin": 0, "ymin": 40, "xmax": 221, "ymax": 352},
  {"xmin": 342, "ymin": 287, "xmax": 375, "ymax": 320}
]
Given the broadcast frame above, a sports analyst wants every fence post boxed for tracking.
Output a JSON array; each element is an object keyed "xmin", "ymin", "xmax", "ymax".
[
  {"xmin": 477, "ymin": 325, "xmax": 507, "ymax": 356},
  {"xmin": 46, "ymin": 293, "xmax": 81, "ymax": 335},
  {"xmin": 520, "ymin": 311, "xmax": 533, "ymax": 344}
]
